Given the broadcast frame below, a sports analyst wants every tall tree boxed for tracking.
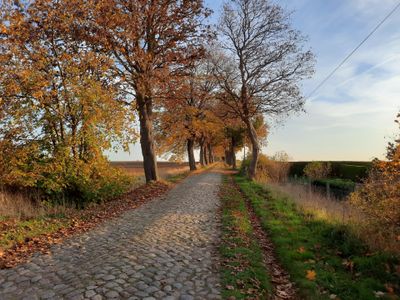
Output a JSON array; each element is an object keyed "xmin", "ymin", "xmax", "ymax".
[
  {"xmin": 213, "ymin": 0, "xmax": 314, "ymax": 179},
  {"xmin": 73, "ymin": 0, "xmax": 211, "ymax": 182}
]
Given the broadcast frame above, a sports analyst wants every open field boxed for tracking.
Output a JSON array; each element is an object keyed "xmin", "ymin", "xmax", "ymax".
[{"xmin": 111, "ymin": 161, "xmax": 191, "ymax": 181}]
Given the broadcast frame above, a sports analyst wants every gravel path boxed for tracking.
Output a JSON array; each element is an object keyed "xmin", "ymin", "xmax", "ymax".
[{"xmin": 0, "ymin": 172, "xmax": 222, "ymax": 300}]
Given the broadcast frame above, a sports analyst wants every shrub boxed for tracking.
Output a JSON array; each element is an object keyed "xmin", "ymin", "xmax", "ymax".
[
  {"xmin": 350, "ymin": 160, "xmax": 400, "ymax": 230},
  {"xmin": 303, "ymin": 161, "xmax": 331, "ymax": 180},
  {"xmin": 0, "ymin": 151, "xmax": 136, "ymax": 207},
  {"xmin": 62, "ymin": 166, "xmax": 135, "ymax": 207}
]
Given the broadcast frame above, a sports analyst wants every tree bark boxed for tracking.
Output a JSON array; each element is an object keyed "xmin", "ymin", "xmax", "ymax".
[
  {"xmin": 230, "ymin": 137, "xmax": 237, "ymax": 169},
  {"xmin": 137, "ymin": 93, "xmax": 158, "ymax": 182},
  {"xmin": 246, "ymin": 120, "xmax": 260, "ymax": 180},
  {"xmin": 225, "ymin": 149, "xmax": 231, "ymax": 166},
  {"xmin": 199, "ymin": 141, "xmax": 205, "ymax": 166},
  {"xmin": 187, "ymin": 138, "xmax": 197, "ymax": 171},
  {"xmin": 207, "ymin": 143, "xmax": 213, "ymax": 163},
  {"xmin": 204, "ymin": 144, "xmax": 209, "ymax": 165}
]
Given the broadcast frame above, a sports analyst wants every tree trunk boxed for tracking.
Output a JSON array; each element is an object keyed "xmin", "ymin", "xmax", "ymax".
[
  {"xmin": 207, "ymin": 143, "xmax": 213, "ymax": 163},
  {"xmin": 187, "ymin": 138, "xmax": 197, "ymax": 171},
  {"xmin": 199, "ymin": 142, "xmax": 205, "ymax": 166},
  {"xmin": 137, "ymin": 94, "xmax": 158, "ymax": 182},
  {"xmin": 230, "ymin": 137, "xmax": 237, "ymax": 169},
  {"xmin": 225, "ymin": 149, "xmax": 231, "ymax": 166},
  {"xmin": 203, "ymin": 144, "xmax": 209, "ymax": 165},
  {"xmin": 246, "ymin": 120, "xmax": 260, "ymax": 180}
]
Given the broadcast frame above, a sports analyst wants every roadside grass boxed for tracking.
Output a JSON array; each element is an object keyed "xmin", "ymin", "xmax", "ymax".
[
  {"xmin": 267, "ymin": 181, "xmax": 399, "ymax": 258},
  {"xmin": 234, "ymin": 175, "xmax": 400, "ymax": 300},
  {"xmin": 219, "ymin": 176, "xmax": 271, "ymax": 299},
  {"xmin": 165, "ymin": 171, "xmax": 191, "ymax": 183},
  {"xmin": 0, "ymin": 216, "xmax": 71, "ymax": 250},
  {"xmin": 0, "ymin": 190, "xmax": 75, "ymax": 253},
  {"xmin": 268, "ymin": 182, "xmax": 361, "ymax": 224}
]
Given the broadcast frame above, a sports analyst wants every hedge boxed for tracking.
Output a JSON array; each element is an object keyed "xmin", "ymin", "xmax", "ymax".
[{"xmin": 289, "ymin": 161, "xmax": 372, "ymax": 182}]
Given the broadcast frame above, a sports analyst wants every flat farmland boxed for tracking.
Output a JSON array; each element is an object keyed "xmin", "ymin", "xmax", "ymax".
[{"xmin": 111, "ymin": 161, "xmax": 190, "ymax": 180}]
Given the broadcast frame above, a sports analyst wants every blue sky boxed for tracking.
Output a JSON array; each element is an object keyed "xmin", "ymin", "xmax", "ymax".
[{"xmin": 108, "ymin": 0, "xmax": 400, "ymax": 162}]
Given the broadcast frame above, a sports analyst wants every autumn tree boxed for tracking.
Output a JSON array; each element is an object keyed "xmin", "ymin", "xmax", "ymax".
[
  {"xmin": 222, "ymin": 114, "xmax": 268, "ymax": 169},
  {"xmin": 213, "ymin": 0, "xmax": 315, "ymax": 179},
  {"xmin": 0, "ymin": 0, "xmax": 134, "ymax": 199},
  {"xmin": 71, "ymin": 0, "xmax": 211, "ymax": 182},
  {"xmin": 155, "ymin": 57, "xmax": 220, "ymax": 171}
]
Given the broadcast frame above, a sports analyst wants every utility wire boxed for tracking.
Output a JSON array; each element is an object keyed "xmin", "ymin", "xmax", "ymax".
[{"xmin": 307, "ymin": 1, "xmax": 400, "ymax": 98}]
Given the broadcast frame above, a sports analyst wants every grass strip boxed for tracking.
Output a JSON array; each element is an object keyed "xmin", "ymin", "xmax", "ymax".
[
  {"xmin": 219, "ymin": 175, "xmax": 271, "ymax": 299},
  {"xmin": 234, "ymin": 175, "xmax": 399, "ymax": 300},
  {"xmin": 0, "ymin": 215, "xmax": 70, "ymax": 250}
]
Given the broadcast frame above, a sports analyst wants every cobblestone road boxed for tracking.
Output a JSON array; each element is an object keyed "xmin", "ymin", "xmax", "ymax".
[{"xmin": 0, "ymin": 172, "xmax": 222, "ymax": 300}]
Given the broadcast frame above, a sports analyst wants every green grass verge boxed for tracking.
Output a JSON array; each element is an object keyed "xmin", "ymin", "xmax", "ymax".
[
  {"xmin": 234, "ymin": 175, "xmax": 399, "ymax": 300},
  {"xmin": 0, "ymin": 215, "xmax": 71, "ymax": 249},
  {"xmin": 219, "ymin": 176, "xmax": 271, "ymax": 299},
  {"xmin": 165, "ymin": 171, "xmax": 191, "ymax": 183}
]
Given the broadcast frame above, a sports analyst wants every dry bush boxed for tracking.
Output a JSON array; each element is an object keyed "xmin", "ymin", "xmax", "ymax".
[
  {"xmin": 0, "ymin": 190, "xmax": 41, "ymax": 219},
  {"xmin": 349, "ymin": 159, "xmax": 400, "ymax": 255},
  {"xmin": 350, "ymin": 161, "xmax": 400, "ymax": 228},
  {"xmin": 243, "ymin": 152, "xmax": 290, "ymax": 183},
  {"xmin": 0, "ymin": 188, "xmax": 73, "ymax": 220}
]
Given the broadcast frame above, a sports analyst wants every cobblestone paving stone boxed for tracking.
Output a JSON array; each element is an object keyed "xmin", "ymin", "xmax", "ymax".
[{"xmin": 0, "ymin": 172, "xmax": 222, "ymax": 300}]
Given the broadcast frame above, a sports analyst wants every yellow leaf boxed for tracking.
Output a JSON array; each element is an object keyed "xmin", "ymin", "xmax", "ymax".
[{"xmin": 306, "ymin": 270, "xmax": 316, "ymax": 281}]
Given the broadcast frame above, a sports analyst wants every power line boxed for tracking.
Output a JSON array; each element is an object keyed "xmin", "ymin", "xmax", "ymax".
[{"xmin": 307, "ymin": 1, "xmax": 400, "ymax": 98}]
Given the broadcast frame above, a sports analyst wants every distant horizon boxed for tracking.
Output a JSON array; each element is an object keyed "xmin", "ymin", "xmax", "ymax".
[{"xmin": 109, "ymin": 159, "xmax": 374, "ymax": 163}]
